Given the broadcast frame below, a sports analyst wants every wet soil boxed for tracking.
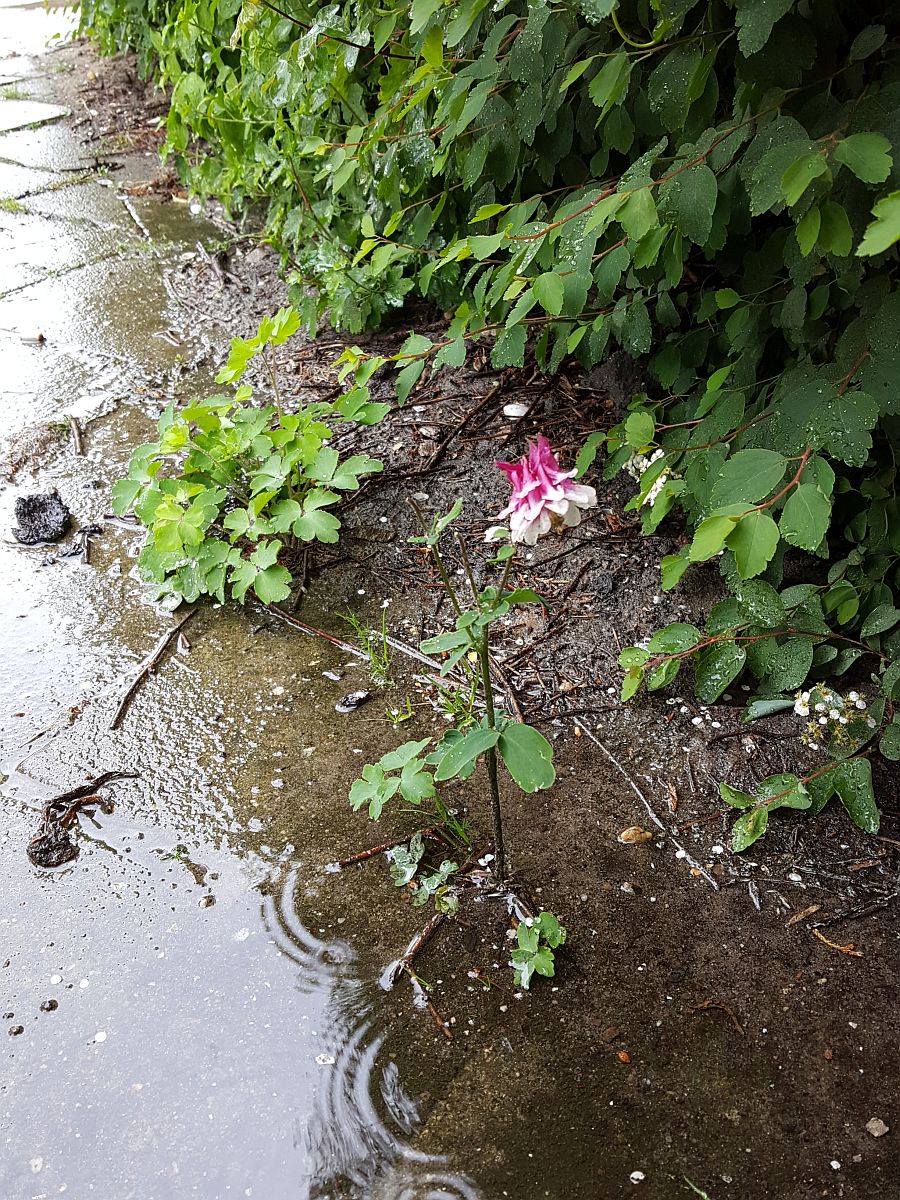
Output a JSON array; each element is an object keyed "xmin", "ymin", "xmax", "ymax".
[{"xmin": 0, "ymin": 11, "xmax": 898, "ymax": 1200}]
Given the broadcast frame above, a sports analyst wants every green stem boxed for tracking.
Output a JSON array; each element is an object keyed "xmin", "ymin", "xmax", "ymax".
[
  {"xmin": 479, "ymin": 630, "xmax": 505, "ymax": 883},
  {"xmin": 407, "ymin": 497, "xmax": 464, "ymax": 616},
  {"xmin": 456, "ymin": 532, "xmax": 480, "ymax": 604}
]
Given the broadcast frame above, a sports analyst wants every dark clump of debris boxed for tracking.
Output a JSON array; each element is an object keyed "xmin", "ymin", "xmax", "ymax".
[{"xmin": 13, "ymin": 492, "xmax": 71, "ymax": 545}]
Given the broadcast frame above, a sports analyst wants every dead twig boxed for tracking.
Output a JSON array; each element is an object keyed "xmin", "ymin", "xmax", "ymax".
[
  {"xmin": 785, "ymin": 904, "xmax": 822, "ymax": 926},
  {"xmin": 573, "ymin": 718, "xmax": 719, "ymax": 891},
  {"xmin": 686, "ymin": 998, "xmax": 744, "ymax": 1037},
  {"xmin": 331, "ymin": 824, "xmax": 445, "ymax": 869},
  {"xmin": 381, "ymin": 911, "xmax": 446, "ymax": 991},
  {"xmin": 811, "ymin": 892, "xmax": 899, "ymax": 929},
  {"xmin": 110, "ymin": 609, "xmax": 196, "ymax": 730},
  {"xmin": 405, "ymin": 383, "xmax": 502, "ymax": 476},
  {"xmin": 402, "ymin": 962, "xmax": 453, "ymax": 1040},
  {"xmin": 812, "ymin": 928, "xmax": 864, "ymax": 957},
  {"xmin": 67, "ymin": 415, "xmax": 84, "ymax": 456}
]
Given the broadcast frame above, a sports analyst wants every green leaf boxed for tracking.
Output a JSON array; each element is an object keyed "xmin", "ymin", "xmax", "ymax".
[
  {"xmin": 830, "ymin": 759, "xmax": 879, "ymax": 834},
  {"xmin": 292, "ymin": 489, "xmax": 341, "ymax": 543},
  {"xmin": 252, "ymin": 564, "xmax": 292, "ymax": 603},
  {"xmin": 648, "ymin": 623, "xmax": 700, "ymax": 653},
  {"xmin": 660, "ymin": 165, "xmax": 717, "ymax": 247},
  {"xmin": 433, "ymin": 727, "xmax": 500, "ymax": 782},
  {"xmin": 833, "ymin": 133, "xmax": 893, "ymax": 185},
  {"xmin": 587, "ymin": 54, "xmax": 632, "ymax": 120},
  {"xmin": 719, "ymin": 783, "xmax": 754, "ymax": 809},
  {"xmin": 624, "ymin": 411, "xmax": 654, "ymax": 448},
  {"xmin": 766, "ymin": 637, "xmax": 815, "ymax": 692},
  {"xmin": 848, "ymin": 25, "xmax": 886, "ymax": 61},
  {"xmin": 497, "ymin": 723, "xmax": 556, "ymax": 793},
  {"xmin": 818, "ymin": 201, "xmax": 853, "ymax": 256},
  {"xmin": 621, "ymin": 666, "xmax": 644, "ymax": 701},
  {"xmin": 661, "ymin": 549, "xmax": 691, "ymax": 590},
  {"xmin": 726, "ymin": 510, "xmax": 781, "ymax": 579},
  {"xmin": 694, "ymin": 642, "xmax": 746, "ymax": 703},
  {"xmin": 575, "ymin": 431, "xmax": 605, "ymax": 478},
  {"xmin": 879, "ymin": 721, "xmax": 900, "ymax": 761},
  {"xmin": 795, "ymin": 206, "xmax": 820, "ymax": 257},
  {"xmin": 618, "ymin": 646, "xmax": 650, "ymax": 668},
  {"xmin": 860, "ymin": 604, "xmax": 900, "ymax": 638},
  {"xmin": 731, "ymin": 806, "xmax": 768, "ymax": 852},
  {"xmin": 756, "ymin": 773, "xmax": 810, "ymax": 811},
  {"xmin": 646, "ymin": 658, "xmax": 680, "ymax": 690},
  {"xmin": 532, "ymin": 272, "xmax": 565, "ymax": 316},
  {"xmin": 710, "ymin": 450, "xmax": 787, "ymax": 505},
  {"xmin": 781, "ymin": 153, "xmax": 828, "ymax": 207},
  {"xmin": 381, "ymin": 738, "xmax": 431, "ymax": 771},
  {"xmin": 688, "ymin": 507, "xmax": 747, "ymax": 562},
  {"xmin": 779, "ymin": 485, "xmax": 831, "ymax": 551},
  {"xmin": 857, "ymin": 191, "xmax": 900, "ymax": 256},
  {"xmin": 745, "ymin": 698, "xmax": 794, "ymax": 721}
]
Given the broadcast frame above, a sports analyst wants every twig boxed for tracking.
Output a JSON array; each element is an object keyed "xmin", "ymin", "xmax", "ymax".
[
  {"xmin": 572, "ymin": 719, "xmax": 665, "ymax": 830},
  {"xmin": 402, "ymin": 963, "xmax": 453, "ymax": 1040},
  {"xmin": 331, "ymin": 824, "xmax": 444, "ymax": 869},
  {"xmin": 381, "ymin": 911, "xmax": 446, "ymax": 991},
  {"xmin": 67, "ymin": 415, "xmax": 84, "ymax": 456},
  {"xmin": 812, "ymin": 928, "xmax": 863, "ymax": 957},
  {"xmin": 810, "ymin": 892, "xmax": 899, "ymax": 929},
  {"xmin": 405, "ymin": 383, "xmax": 502, "ymax": 476},
  {"xmin": 573, "ymin": 718, "xmax": 719, "ymax": 891},
  {"xmin": 41, "ymin": 769, "xmax": 138, "ymax": 810},
  {"xmin": 109, "ymin": 609, "xmax": 196, "ymax": 730},
  {"xmin": 686, "ymin": 998, "xmax": 744, "ymax": 1036}
]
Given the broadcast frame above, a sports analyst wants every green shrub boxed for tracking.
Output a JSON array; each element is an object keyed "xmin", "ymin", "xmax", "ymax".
[{"xmin": 84, "ymin": 2, "xmax": 900, "ymax": 826}]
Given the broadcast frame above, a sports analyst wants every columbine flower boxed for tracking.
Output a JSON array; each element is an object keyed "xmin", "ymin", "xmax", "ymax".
[{"xmin": 496, "ymin": 435, "xmax": 597, "ymax": 545}]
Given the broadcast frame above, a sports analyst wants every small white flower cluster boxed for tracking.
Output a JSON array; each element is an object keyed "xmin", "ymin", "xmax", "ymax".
[
  {"xmin": 624, "ymin": 449, "xmax": 670, "ymax": 508},
  {"xmin": 794, "ymin": 685, "xmax": 875, "ymax": 751}
]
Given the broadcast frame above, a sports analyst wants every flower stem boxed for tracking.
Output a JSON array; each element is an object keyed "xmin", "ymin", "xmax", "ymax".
[
  {"xmin": 407, "ymin": 497, "xmax": 463, "ymax": 616},
  {"xmin": 479, "ymin": 630, "xmax": 505, "ymax": 883}
]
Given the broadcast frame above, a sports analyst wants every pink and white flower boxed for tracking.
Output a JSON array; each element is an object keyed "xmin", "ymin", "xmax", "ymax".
[{"xmin": 496, "ymin": 435, "xmax": 597, "ymax": 545}]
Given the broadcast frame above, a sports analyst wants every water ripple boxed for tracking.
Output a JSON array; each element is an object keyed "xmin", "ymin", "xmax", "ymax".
[{"xmin": 262, "ymin": 867, "xmax": 480, "ymax": 1200}]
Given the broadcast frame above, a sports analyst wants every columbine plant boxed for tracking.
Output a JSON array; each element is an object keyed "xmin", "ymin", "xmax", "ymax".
[
  {"xmin": 347, "ymin": 482, "xmax": 569, "ymax": 988},
  {"xmin": 112, "ymin": 307, "xmax": 384, "ymax": 606},
  {"xmin": 496, "ymin": 435, "xmax": 597, "ymax": 545}
]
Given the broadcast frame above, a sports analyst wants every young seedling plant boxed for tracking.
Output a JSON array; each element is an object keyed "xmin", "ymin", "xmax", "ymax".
[
  {"xmin": 112, "ymin": 306, "xmax": 385, "ymax": 607},
  {"xmin": 347, "ymin": 498, "xmax": 566, "ymax": 988}
]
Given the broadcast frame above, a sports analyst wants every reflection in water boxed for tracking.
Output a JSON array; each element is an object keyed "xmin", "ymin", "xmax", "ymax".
[{"xmin": 263, "ymin": 868, "xmax": 480, "ymax": 1200}]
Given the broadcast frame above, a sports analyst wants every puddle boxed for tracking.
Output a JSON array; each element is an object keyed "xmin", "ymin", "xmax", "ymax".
[{"xmin": 0, "ymin": 12, "xmax": 488, "ymax": 1200}]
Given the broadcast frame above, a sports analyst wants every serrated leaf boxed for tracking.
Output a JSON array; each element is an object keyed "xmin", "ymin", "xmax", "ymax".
[
  {"xmin": 779, "ymin": 484, "xmax": 831, "ymax": 551},
  {"xmin": 860, "ymin": 604, "xmax": 900, "ymax": 638},
  {"xmin": 533, "ymin": 272, "xmax": 565, "ymax": 316},
  {"xmin": 781, "ymin": 152, "xmax": 828, "ymax": 206},
  {"xmin": 857, "ymin": 191, "xmax": 900, "ymax": 256},
  {"xmin": 833, "ymin": 133, "xmax": 892, "ymax": 185},
  {"xmin": 710, "ymin": 449, "xmax": 787, "ymax": 505},
  {"xmin": 694, "ymin": 642, "xmax": 746, "ymax": 703}
]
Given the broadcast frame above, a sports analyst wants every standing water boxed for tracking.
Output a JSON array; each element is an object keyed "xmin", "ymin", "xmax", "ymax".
[{"xmin": 0, "ymin": 4, "xmax": 480, "ymax": 1196}]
